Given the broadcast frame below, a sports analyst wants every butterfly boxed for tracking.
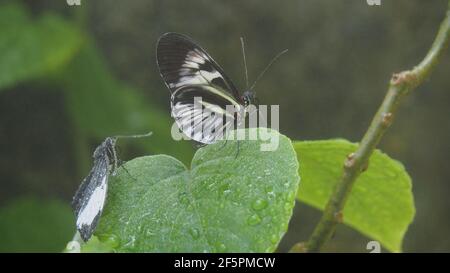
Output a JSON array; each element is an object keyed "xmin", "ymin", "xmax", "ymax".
[
  {"xmin": 72, "ymin": 132, "xmax": 152, "ymax": 242},
  {"xmin": 72, "ymin": 137, "xmax": 117, "ymax": 242},
  {"xmin": 156, "ymin": 32, "xmax": 286, "ymax": 144}
]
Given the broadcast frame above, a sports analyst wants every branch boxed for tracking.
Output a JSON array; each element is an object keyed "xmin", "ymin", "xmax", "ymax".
[{"xmin": 291, "ymin": 1, "xmax": 450, "ymax": 253}]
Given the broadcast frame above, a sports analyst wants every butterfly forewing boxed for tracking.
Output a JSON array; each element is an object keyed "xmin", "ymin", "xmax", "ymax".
[
  {"xmin": 72, "ymin": 141, "xmax": 111, "ymax": 242},
  {"xmin": 157, "ymin": 33, "xmax": 240, "ymax": 98}
]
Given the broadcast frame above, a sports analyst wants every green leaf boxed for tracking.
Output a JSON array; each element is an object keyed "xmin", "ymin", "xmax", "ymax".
[
  {"xmin": 57, "ymin": 44, "xmax": 194, "ymax": 164},
  {"xmin": 95, "ymin": 128, "xmax": 300, "ymax": 252},
  {"xmin": 79, "ymin": 236, "xmax": 115, "ymax": 253},
  {"xmin": 0, "ymin": 3, "xmax": 83, "ymax": 90},
  {"xmin": 0, "ymin": 197, "xmax": 74, "ymax": 252},
  {"xmin": 294, "ymin": 139, "xmax": 415, "ymax": 252}
]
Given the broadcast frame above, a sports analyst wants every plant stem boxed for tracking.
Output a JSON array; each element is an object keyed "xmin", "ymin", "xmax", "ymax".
[{"xmin": 292, "ymin": 1, "xmax": 450, "ymax": 253}]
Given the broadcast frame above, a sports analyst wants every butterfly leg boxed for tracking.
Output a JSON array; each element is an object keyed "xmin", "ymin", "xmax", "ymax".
[
  {"xmin": 111, "ymin": 142, "xmax": 137, "ymax": 180},
  {"xmin": 218, "ymin": 138, "xmax": 228, "ymax": 150},
  {"xmin": 194, "ymin": 142, "xmax": 206, "ymax": 150},
  {"xmin": 234, "ymin": 140, "xmax": 241, "ymax": 159},
  {"xmin": 117, "ymin": 159, "xmax": 138, "ymax": 181}
]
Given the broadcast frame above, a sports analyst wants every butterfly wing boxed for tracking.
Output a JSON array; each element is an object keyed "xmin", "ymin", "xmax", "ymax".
[
  {"xmin": 157, "ymin": 32, "xmax": 241, "ymax": 99},
  {"xmin": 171, "ymin": 84, "xmax": 243, "ymax": 144},
  {"xmin": 157, "ymin": 33, "xmax": 243, "ymax": 144},
  {"xmin": 72, "ymin": 155, "xmax": 109, "ymax": 242}
]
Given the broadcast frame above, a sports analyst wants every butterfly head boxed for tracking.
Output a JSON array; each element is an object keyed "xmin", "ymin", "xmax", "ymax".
[
  {"xmin": 94, "ymin": 137, "xmax": 117, "ymax": 161},
  {"xmin": 242, "ymin": 90, "xmax": 257, "ymax": 107}
]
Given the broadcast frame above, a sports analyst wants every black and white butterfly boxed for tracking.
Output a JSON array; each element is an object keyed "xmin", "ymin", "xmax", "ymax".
[
  {"xmin": 72, "ymin": 137, "xmax": 117, "ymax": 242},
  {"xmin": 156, "ymin": 32, "xmax": 286, "ymax": 144},
  {"xmin": 72, "ymin": 132, "xmax": 152, "ymax": 242}
]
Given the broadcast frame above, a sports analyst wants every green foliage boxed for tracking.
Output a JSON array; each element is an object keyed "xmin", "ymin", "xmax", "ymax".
[
  {"xmin": 0, "ymin": 2, "xmax": 83, "ymax": 90},
  {"xmin": 0, "ymin": 197, "xmax": 74, "ymax": 252},
  {"xmin": 294, "ymin": 139, "xmax": 415, "ymax": 252},
  {"xmin": 0, "ymin": 2, "xmax": 193, "ymax": 165},
  {"xmin": 79, "ymin": 236, "xmax": 115, "ymax": 253},
  {"xmin": 92, "ymin": 129, "xmax": 300, "ymax": 252}
]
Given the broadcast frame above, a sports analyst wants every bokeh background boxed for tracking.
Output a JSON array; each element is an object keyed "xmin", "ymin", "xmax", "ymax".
[{"xmin": 0, "ymin": 0, "xmax": 449, "ymax": 252}]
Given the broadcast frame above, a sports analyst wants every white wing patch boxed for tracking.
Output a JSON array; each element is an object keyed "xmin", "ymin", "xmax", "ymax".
[
  {"xmin": 76, "ymin": 175, "xmax": 108, "ymax": 229},
  {"xmin": 172, "ymin": 75, "xmax": 205, "ymax": 88},
  {"xmin": 199, "ymin": 70, "xmax": 222, "ymax": 83},
  {"xmin": 167, "ymin": 48, "xmax": 223, "ymax": 90},
  {"xmin": 172, "ymin": 101, "xmax": 239, "ymax": 144}
]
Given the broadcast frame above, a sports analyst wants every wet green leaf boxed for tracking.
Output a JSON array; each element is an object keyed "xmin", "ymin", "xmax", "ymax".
[
  {"xmin": 95, "ymin": 128, "xmax": 300, "ymax": 252},
  {"xmin": 294, "ymin": 139, "xmax": 415, "ymax": 252}
]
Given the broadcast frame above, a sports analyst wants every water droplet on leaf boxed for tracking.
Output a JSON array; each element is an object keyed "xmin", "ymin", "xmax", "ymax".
[
  {"xmin": 219, "ymin": 183, "xmax": 231, "ymax": 197},
  {"xmin": 270, "ymin": 234, "xmax": 279, "ymax": 244},
  {"xmin": 247, "ymin": 214, "xmax": 262, "ymax": 226},
  {"xmin": 97, "ymin": 233, "xmax": 120, "ymax": 248},
  {"xmin": 178, "ymin": 192, "xmax": 190, "ymax": 205},
  {"xmin": 252, "ymin": 199, "xmax": 268, "ymax": 211},
  {"xmin": 189, "ymin": 228, "xmax": 200, "ymax": 240},
  {"xmin": 217, "ymin": 243, "xmax": 227, "ymax": 252}
]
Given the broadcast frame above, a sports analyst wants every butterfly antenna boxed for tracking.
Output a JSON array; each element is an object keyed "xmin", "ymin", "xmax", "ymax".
[
  {"xmin": 249, "ymin": 49, "xmax": 288, "ymax": 92},
  {"xmin": 113, "ymin": 131, "xmax": 153, "ymax": 140},
  {"xmin": 240, "ymin": 37, "xmax": 249, "ymax": 89}
]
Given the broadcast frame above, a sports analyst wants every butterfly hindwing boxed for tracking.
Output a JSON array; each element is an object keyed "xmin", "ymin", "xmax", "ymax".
[{"xmin": 171, "ymin": 84, "xmax": 242, "ymax": 144}]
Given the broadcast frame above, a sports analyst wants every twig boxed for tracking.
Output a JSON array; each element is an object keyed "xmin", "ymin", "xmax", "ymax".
[{"xmin": 291, "ymin": 1, "xmax": 450, "ymax": 253}]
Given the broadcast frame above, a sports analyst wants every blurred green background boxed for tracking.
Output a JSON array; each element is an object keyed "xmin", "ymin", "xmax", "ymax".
[{"xmin": 0, "ymin": 0, "xmax": 449, "ymax": 252}]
